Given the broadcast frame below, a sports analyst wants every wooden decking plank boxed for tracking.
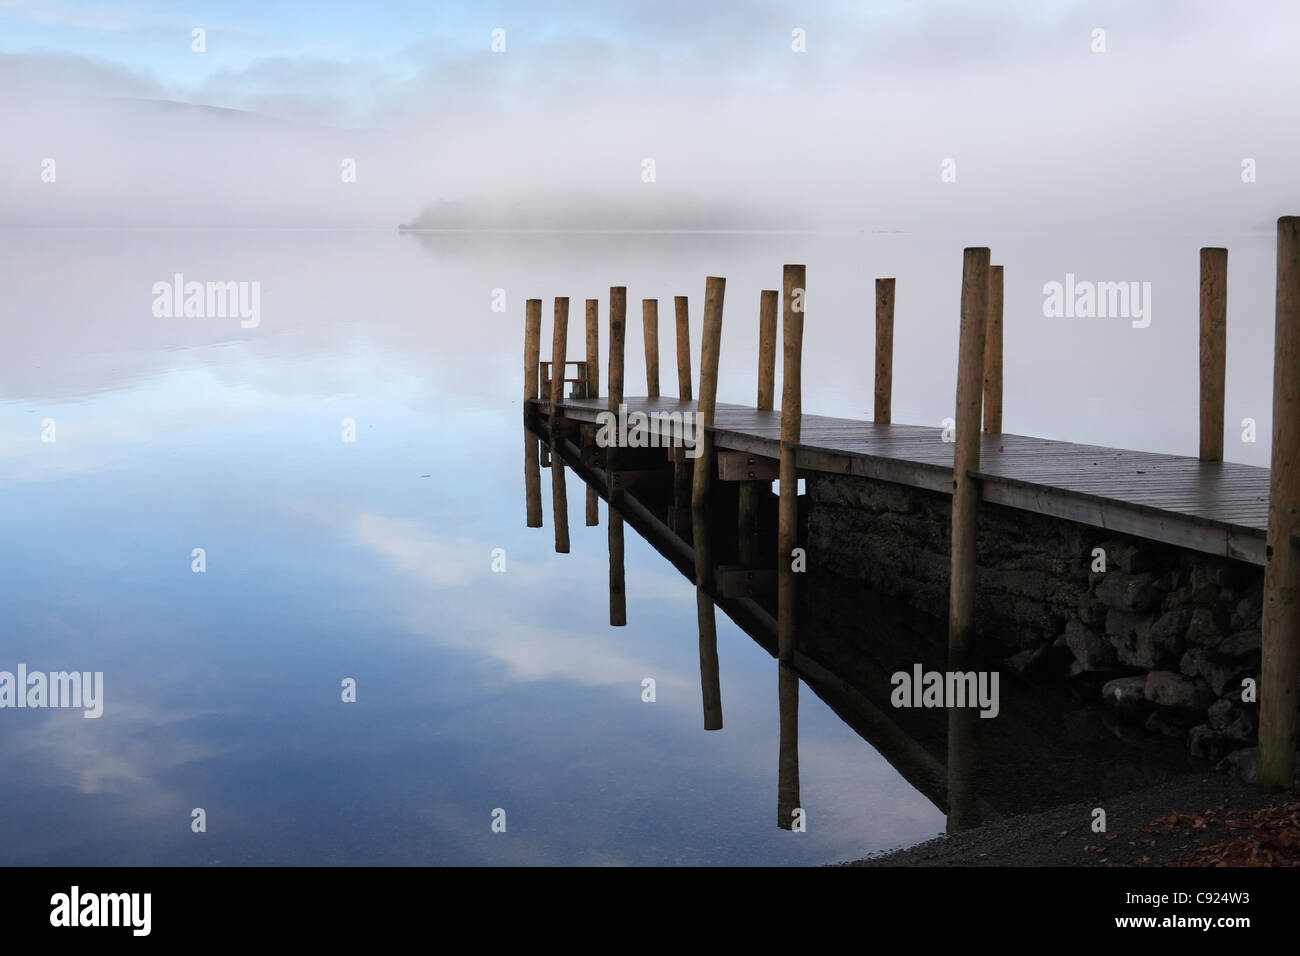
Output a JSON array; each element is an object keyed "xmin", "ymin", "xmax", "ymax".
[{"xmin": 535, "ymin": 396, "xmax": 1270, "ymax": 561}]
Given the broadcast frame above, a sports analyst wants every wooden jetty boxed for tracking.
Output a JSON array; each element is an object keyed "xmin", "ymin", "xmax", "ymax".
[
  {"xmin": 539, "ymin": 395, "xmax": 1271, "ymax": 565},
  {"xmin": 522, "ymin": 218, "xmax": 1300, "ymax": 794}
]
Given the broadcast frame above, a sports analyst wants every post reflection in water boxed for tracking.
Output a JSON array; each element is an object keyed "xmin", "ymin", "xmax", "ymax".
[
  {"xmin": 551, "ymin": 457, "xmax": 570, "ymax": 554},
  {"xmin": 521, "ymin": 418, "xmax": 1191, "ymax": 855},
  {"xmin": 608, "ymin": 502, "xmax": 627, "ymax": 628},
  {"xmin": 945, "ymin": 650, "xmax": 981, "ymax": 835},
  {"xmin": 692, "ymin": 505, "xmax": 723, "ymax": 731},
  {"xmin": 669, "ymin": 449, "xmax": 691, "ymax": 533},
  {"xmin": 524, "ymin": 432, "xmax": 543, "ymax": 528},
  {"xmin": 777, "ymin": 661, "xmax": 801, "ymax": 831}
]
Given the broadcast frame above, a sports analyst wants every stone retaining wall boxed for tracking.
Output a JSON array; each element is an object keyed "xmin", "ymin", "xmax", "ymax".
[{"xmin": 805, "ymin": 473, "xmax": 1264, "ymax": 778}]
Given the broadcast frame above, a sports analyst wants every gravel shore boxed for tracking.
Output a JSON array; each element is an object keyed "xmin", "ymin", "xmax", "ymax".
[{"xmin": 843, "ymin": 772, "xmax": 1298, "ymax": 866}]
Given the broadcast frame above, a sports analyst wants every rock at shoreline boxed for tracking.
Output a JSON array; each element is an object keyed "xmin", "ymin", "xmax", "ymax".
[
  {"xmin": 1065, "ymin": 619, "xmax": 1116, "ymax": 672},
  {"xmin": 1144, "ymin": 671, "xmax": 1214, "ymax": 711},
  {"xmin": 1216, "ymin": 747, "xmax": 1259, "ymax": 784},
  {"xmin": 1102, "ymin": 676, "xmax": 1151, "ymax": 719}
]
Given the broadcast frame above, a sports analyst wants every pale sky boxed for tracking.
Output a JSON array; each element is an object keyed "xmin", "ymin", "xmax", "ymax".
[{"xmin": 2, "ymin": 0, "xmax": 1298, "ymax": 229}]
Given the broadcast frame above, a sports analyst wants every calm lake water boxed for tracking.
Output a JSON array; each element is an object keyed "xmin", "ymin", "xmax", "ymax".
[{"xmin": 0, "ymin": 228, "xmax": 1277, "ymax": 864}]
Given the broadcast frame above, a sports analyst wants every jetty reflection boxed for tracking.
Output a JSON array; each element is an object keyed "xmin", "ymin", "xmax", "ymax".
[{"xmin": 524, "ymin": 417, "xmax": 1190, "ymax": 838}]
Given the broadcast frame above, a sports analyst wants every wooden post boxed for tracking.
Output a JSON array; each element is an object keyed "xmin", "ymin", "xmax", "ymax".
[
  {"xmin": 607, "ymin": 287, "xmax": 629, "ymax": 626},
  {"xmin": 608, "ymin": 288, "xmax": 626, "ymax": 414},
  {"xmin": 586, "ymin": 487, "xmax": 598, "ymax": 527},
  {"xmin": 1260, "ymin": 218, "xmax": 1300, "ymax": 792},
  {"xmin": 546, "ymin": 298, "xmax": 570, "ymax": 552},
  {"xmin": 1200, "ymin": 248, "xmax": 1228, "ymax": 462},
  {"xmin": 777, "ymin": 662, "xmax": 801, "ymax": 830},
  {"xmin": 950, "ymin": 248, "xmax": 990, "ymax": 655},
  {"xmin": 551, "ymin": 457, "xmax": 570, "ymax": 553},
  {"xmin": 693, "ymin": 504, "xmax": 723, "ymax": 731},
  {"xmin": 524, "ymin": 297, "xmax": 544, "ymax": 528},
  {"xmin": 691, "ymin": 277, "xmax": 726, "ymax": 509},
  {"xmin": 585, "ymin": 298, "xmax": 600, "ymax": 400},
  {"xmin": 608, "ymin": 506, "xmax": 627, "ymax": 626},
  {"xmin": 525, "ymin": 433, "xmax": 543, "ymax": 528},
  {"xmin": 550, "ymin": 297, "xmax": 569, "ymax": 412},
  {"xmin": 525, "ymin": 298, "xmax": 542, "ymax": 403},
  {"xmin": 758, "ymin": 290, "xmax": 778, "ymax": 410},
  {"xmin": 983, "ymin": 265, "xmax": 1003, "ymax": 434},
  {"xmin": 777, "ymin": 265, "xmax": 805, "ymax": 663},
  {"xmin": 642, "ymin": 298, "xmax": 660, "ymax": 398},
  {"xmin": 674, "ymin": 295, "xmax": 694, "ymax": 517},
  {"xmin": 674, "ymin": 296, "xmax": 692, "ymax": 400},
  {"xmin": 874, "ymin": 279, "xmax": 894, "ymax": 424}
]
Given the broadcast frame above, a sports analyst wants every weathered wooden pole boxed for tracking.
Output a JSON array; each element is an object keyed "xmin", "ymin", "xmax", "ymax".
[
  {"xmin": 550, "ymin": 297, "xmax": 569, "ymax": 413},
  {"xmin": 874, "ymin": 279, "xmax": 894, "ymax": 424},
  {"xmin": 642, "ymin": 298, "xmax": 660, "ymax": 399},
  {"xmin": 548, "ymin": 297, "xmax": 571, "ymax": 552},
  {"xmin": 524, "ymin": 298, "xmax": 544, "ymax": 528},
  {"xmin": 950, "ymin": 249, "xmax": 990, "ymax": 655},
  {"xmin": 608, "ymin": 288, "xmax": 626, "ymax": 414},
  {"xmin": 777, "ymin": 265, "xmax": 805, "ymax": 663},
  {"xmin": 758, "ymin": 290, "xmax": 778, "ymax": 410},
  {"xmin": 674, "ymin": 296, "xmax": 692, "ymax": 400},
  {"xmin": 1199, "ymin": 248, "xmax": 1228, "ymax": 462},
  {"xmin": 693, "ymin": 504, "xmax": 723, "ymax": 731},
  {"xmin": 607, "ymin": 287, "xmax": 629, "ymax": 626},
  {"xmin": 585, "ymin": 298, "xmax": 600, "ymax": 400},
  {"xmin": 1260, "ymin": 218, "xmax": 1300, "ymax": 792},
  {"xmin": 673, "ymin": 295, "xmax": 694, "ymax": 522},
  {"xmin": 525, "ymin": 434, "xmax": 543, "ymax": 528},
  {"xmin": 525, "ymin": 298, "xmax": 542, "ymax": 404},
  {"xmin": 982, "ymin": 265, "xmax": 1003, "ymax": 434},
  {"xmin": 777, "ymin": 662, "xmax": 801, "ymax": 830},
  {"xmin": 691, "ymin": 277, "xmax": 726, "ymax": 509},
  {"xmin": 584, "ymin": 297, "xmax": 601, "ymax": 525}
]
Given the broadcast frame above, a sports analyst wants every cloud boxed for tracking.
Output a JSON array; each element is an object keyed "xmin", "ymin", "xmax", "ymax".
[
  {"xmin": 347, "ymin": 506, "xmax": 698, "ymax": 694},
  {"xmin": 0, "ymin": 50, "xmax": 162, "ymax": 97},
  {"xmin": 0, "ymin": 2, "xmax": 1298, "ymax": 231},
  {"xmin": 5, "ymin": 699, "xmax": 216, "ymax": 800}
]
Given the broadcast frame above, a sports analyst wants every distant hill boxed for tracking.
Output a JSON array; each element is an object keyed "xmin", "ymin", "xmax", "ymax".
[{"xmin": 399, "ymin": 194, "xmax": 810, "ymax": 232}]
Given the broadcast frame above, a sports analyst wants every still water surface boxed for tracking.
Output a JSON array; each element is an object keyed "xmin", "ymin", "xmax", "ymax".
[{"xmin": 0, "ymin": 228, "xmax": 1270, "ymax": 864}]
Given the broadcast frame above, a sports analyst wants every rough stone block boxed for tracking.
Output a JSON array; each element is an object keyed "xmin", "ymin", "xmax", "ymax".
[
  {"xmin": 1065, "ymin": 619, "xmax": 1117, "ymax": 672},
  {"xmin": 1144, "ymin": 670, "xmax": 1214, "ymax": 711},
  {"xmin": 1101, "ymin": 675, "xmax": 1151, "ymax": 720},
  {"xmin": 1096, "ymin": 572, "xmax": 1158, "ymax": 612}
]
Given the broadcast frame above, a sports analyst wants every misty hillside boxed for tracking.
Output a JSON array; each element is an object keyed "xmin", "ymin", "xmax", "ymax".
[{"xmin": 398, "ymin": 195, "xmax": 811, "ymax": 232}]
